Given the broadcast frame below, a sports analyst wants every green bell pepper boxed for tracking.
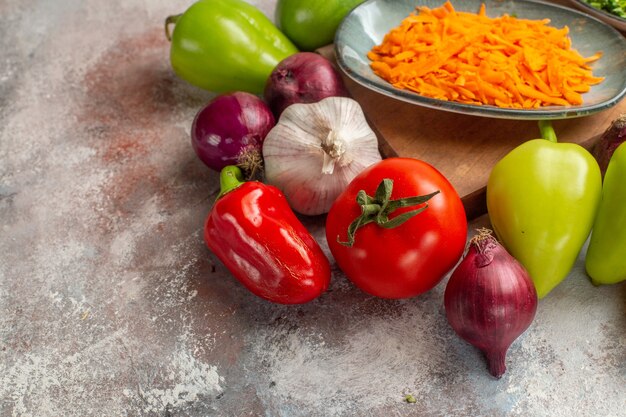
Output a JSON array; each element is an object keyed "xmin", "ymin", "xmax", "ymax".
[
  {"xmin": 487, "ymin": 121, "xmax": 602, "ymax": 298},
  {"xmin": 166, "ymin": 0, "xmax": 298, "ymax": 94},
  {"xmin": 275, "ymin": 0, "xmax": 365, "ymax": 51},
  {"xmin": 585, "ymin": 141, "xmax": 626, "ymax": 285}
]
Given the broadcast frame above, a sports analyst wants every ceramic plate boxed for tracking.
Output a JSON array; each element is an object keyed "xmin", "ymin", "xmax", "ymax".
[
  {"xmin": 566, "ymin": 0, "xmax": 626, "ymax": 32},
  {"xmin": 335, "ymin": 0, "xmax": 626, "ymax": 119}
]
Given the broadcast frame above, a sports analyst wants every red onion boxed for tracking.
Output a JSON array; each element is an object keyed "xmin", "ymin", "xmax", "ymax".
[
  {"xmin": 592, "ymin": 114, "xmax": 626, "ymax": 178},
  {"xmin": 264, "ymin": 52, "xmax": 349, "ymax": 118},
  {"xmin": 444, "ymin": 229, "xmax": 537, "ymax": 379},
  {"xmin": 191, "ymin": 92, "xmax": 275, "ymax": 176}
]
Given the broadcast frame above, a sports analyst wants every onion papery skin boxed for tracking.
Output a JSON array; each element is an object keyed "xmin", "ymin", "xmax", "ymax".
[
  {"xmin": 264, "ymin": 52, "xmax": 349, "ymax": 118},
  {"xmin": 444, "ymin": 233, "xmax": 538, "ymax": 379},
  {"xmin": 191, "ymin": 92, "xmax": 275, "ymax": 173},
  {"xmin": 592, "ymin": 114, "xmax": 626, "ymax": 178}
]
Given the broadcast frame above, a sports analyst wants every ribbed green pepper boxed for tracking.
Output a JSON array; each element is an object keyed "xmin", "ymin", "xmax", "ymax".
[
  {"xmin": 585, "ymin": 141, "xmax": 626, "ymax": 285},
  {"xmin": 487, "ymin": 121, "xmax": 602, "ymax": 298},
  {"xmin": 166, "ymin": 0, "xmax": 298, "ymax": 94}
]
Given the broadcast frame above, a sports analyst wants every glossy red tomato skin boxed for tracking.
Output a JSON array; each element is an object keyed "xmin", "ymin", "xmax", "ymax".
[{"xmin": 325, "ymin": 158, "xmax": 467, "ymax": 299}]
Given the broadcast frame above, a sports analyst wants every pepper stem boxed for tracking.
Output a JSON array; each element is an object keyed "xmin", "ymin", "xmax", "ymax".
[
  {"xmin": 165, "ymin": 14, "xmax": 182, "ymax": 41},
  {"xmin": 337, "ymin": 179, "xmax": 439, "ymax": 247},
  {"xmin": 538, "ymin": 120, "xmax": 557, "ymax": 143},
  {"xmin": 217, "ymin": 165, "xmax": 245, "ymax": 200}
]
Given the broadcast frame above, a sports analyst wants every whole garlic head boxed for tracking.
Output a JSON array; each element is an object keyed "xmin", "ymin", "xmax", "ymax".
[{"xmin": 262, "ymin": 96, "xmax": 383, "ymax": 215}]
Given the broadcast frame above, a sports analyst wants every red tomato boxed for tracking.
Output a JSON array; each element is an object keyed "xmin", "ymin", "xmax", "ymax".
[{"xmin": 325, "ymin": 158, "xmax": 467, "ymax": 299}]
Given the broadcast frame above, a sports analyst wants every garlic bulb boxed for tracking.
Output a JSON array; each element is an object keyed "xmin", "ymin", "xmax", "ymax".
[{"xmin": 262, "ymin": 96, "xmax": 382, "ymax": 215}]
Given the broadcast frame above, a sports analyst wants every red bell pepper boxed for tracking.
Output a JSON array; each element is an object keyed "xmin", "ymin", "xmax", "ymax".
[{"xmin": 204, "ymin": 166, "xmax": 331, "ymax": 304}]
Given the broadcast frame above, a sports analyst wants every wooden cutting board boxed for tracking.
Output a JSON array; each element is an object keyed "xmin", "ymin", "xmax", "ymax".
[
  {"xmin": 318, "ymin": 45, "xmax": 626, "ymax": 219},
  {"xmin": 345, "ymin": 78, "xmax": 625, "ymax": 219}
]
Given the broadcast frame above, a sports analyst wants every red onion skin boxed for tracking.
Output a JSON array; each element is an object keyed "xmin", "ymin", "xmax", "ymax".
[
  {"xmin": 444, "ymin": 234, "xmax": 538, "ymax": 379},
  {"xmin": 264, "ymin": 52, "xmax": 350, "ymax": 118},
  {"xmin": 191, "ymin": 92, "xmax": 275, "ymax": 172},
  {"xmin": 592, "ymin": 114, "xmax": 626, "ymax": 178}
]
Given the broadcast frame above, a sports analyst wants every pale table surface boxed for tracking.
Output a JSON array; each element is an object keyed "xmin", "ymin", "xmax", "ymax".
[{"xmin": 0, "ymin": 0, "xmax": 624, "ymax": 416}]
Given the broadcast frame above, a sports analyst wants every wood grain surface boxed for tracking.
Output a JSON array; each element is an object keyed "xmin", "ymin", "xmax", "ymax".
[{"xmin": 347, "ymin": 77, "xmax": 625, "ymax": 219}]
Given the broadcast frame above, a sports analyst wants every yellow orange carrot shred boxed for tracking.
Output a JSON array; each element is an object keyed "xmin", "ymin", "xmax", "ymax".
[{"xmin": 368, "ymin": 1, "xmax": 604, "ymax": 108}]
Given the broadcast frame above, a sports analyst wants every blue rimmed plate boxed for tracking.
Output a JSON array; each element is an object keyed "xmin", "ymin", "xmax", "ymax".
[{"xmin": 334, "ymin": 0, "xmax": 626, "ymax": 119}]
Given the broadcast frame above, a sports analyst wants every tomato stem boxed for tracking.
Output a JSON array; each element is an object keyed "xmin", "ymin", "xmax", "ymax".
[
  {"xmin": 337, "ymin": 179, "xmax": 439, "ymax": 247},
  {"xmin": 217, "ymin": 165, "xmax": 245, "ymax": 200},
  {"xmin": 165, "ymin": 14, "xmax": 182, "ymax": 42},
  {"xmin": 538, "ymin": 120, "xmax": 557, "ymax": 143}
]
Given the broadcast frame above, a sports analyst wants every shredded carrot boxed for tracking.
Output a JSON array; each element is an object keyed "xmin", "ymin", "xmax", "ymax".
[{"xmin": 367, "ymin": 1, "xmax": 604, "ymax": 108}]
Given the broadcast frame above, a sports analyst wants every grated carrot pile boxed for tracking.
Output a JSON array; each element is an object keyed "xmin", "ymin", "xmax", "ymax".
[{"xmin": 367, "ymin": 1, "xmax": 604, "ymax": 108}]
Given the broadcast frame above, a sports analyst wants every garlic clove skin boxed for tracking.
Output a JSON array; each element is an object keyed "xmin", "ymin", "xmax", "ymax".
[{"xmin": 262, "ymin": 96, "xmax": 382, "ymax": 215}]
